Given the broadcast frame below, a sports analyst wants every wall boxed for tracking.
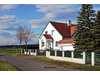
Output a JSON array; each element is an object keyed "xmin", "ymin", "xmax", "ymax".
[{"xmin": 39, "ymin": 35, "xmax": 47, "ymax": 50}]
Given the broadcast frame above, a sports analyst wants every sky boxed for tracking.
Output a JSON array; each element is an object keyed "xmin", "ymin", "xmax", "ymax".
[{"xmin": 0, "ymin": 4, "xmax": 100, "ymax": 45}]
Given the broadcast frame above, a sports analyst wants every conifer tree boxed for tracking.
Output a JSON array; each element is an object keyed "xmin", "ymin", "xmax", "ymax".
[
  {"xmin": 74, "ymin": 4, "xmax": 96, "ymax": 51},
  {"xmin": 93, "ymin": 11, "xmax": 100, "ymax": 51}
]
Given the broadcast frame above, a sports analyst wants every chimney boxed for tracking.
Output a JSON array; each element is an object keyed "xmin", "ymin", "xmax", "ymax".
[
  {"xmin": 67, "ymin": 20, "xmax": 71, "ymax": 37},
  {"xmin": 67, "ymin": 20, "xmax": 71, "ymax": 26}
]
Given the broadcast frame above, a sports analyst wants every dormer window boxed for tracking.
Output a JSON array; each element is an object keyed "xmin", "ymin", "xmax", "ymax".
[
  {"xmin": 51, "ymin": 30, "xmax": 55, "ymax": 36},
  {"xmin": 45, "ymin": 31, "xmax": 48, "ymax": 34}
]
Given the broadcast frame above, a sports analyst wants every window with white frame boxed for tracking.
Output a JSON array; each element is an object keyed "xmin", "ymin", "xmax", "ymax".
[
  {"xmin": 55, "ymin": 41, "xmax": 58, "ymax": 46},
  {"xmin": 51, "ymin": 30, "xmax": 55, "ymax": 36},
  {"xmin": 42, "ymin": 42, "xmax": 44, "ymax": 47},
  {"xmin": 45, "ymin": 31, "xmax": 48, "ymax": 34}
]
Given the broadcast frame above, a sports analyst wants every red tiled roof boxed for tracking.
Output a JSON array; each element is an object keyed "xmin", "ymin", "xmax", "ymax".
[
  {"xmin": 71, "ymin": 25, "xmax": 77, "ymax": 36},
  {"xmin": 58, "ymin": 39, "xmax": 76, "ymax": 44},
  {"xmin": 43, "ymin": 34, "xmax": 53, "ymax": 39},
  {"xmin": 50, "ymin": 21, "xmax": 77, "ymax": 37}
]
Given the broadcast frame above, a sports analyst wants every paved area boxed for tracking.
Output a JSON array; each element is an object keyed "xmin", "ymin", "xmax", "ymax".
[{"xmin": 0, "ymin": 53, "xmax": 80, "ymax": 71}]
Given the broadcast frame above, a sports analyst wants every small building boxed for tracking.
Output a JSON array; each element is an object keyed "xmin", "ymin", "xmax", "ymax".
[{"xmin": 38, "ymin": 20, "xmax": 76, "ymax": 51}]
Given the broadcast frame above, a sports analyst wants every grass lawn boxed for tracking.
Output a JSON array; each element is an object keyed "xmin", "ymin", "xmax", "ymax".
[
  {"xmin": 32, "ymin": 57, "xmax": 100, "ymax": 71},
  {"xmin": 0, "ymin": 60, "xmax": 18, "ymax": 71}
]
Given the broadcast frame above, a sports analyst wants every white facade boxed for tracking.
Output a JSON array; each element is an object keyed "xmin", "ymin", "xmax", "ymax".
[
  {"xmin": 59, "ymin": 43, "xmax": 74, "ymax": 51},
  {"xmin": 39, "ymin": 21, "xmax": 75, "ymax": 51},
  {"xmin": 39, "ymin": 22, "xmax": 63, "ymax": 50}
]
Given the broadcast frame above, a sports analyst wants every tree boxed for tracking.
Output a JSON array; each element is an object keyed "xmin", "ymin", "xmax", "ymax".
[
  {"xmin": 23, "ymin": 26, "xmax": 34, "ymax": 51},
  {"xmin": 16, "ymin": 26, "xmax": 24, "ymax": 50},
  {"xmin": 74, "ymin": 4, "xmax": 96, "ymax": 51},
  {"xmin": 93, "ymin": 11, "xmax": 100, "ymax": 51}
]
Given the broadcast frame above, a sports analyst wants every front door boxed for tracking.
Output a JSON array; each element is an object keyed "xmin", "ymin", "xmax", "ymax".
[{"xmin": 47, "ymin": 42, "xmax": 52, "ymax": 50}]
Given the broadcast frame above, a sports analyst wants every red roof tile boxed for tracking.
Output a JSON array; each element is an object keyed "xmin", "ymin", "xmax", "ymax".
[
  {"xmin": 43, "ymin": 34, "xmax": 53, "ymax": 39},
  {"xmin": 58, "ymin": 39, "xmax": 76, "ymax": 44},
  {"xmin": 50, "ymin": 21, "xmax": 77, "ymax": 37},
  {"xmin": 71, "ymin": 25, "xmax": 77, "ymax": 36}
]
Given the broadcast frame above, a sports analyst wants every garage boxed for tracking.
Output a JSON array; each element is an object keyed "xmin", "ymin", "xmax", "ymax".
[{"xmin": 58, "ymin": 39, "xmax": 75, "ymax": 51}]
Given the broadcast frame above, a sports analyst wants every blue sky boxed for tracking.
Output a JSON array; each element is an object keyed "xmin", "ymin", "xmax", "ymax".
[{"xmin": 0, "ymin": 4, "xmax": 100, "ymax": 45}]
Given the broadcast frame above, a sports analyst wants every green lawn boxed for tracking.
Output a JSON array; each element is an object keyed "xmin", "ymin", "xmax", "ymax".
[
  {"xmin": 32, "ymin": 57, "xmax": 100, "ymax": 71},
  {"xmin": 0, "ymin": 60, "xmax": 18, "ymax": 71}
]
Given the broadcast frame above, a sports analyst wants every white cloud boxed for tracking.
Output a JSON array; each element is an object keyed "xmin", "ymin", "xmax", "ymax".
[
  {"xmin": 29, "ymin": 4, "xmax": 79, "ymax": 28},
  {"xmin": 35, "ymin": 4, "xmax": 76, "ymax": 13},
  {"xmin": 31, "ymin": 25, "xmax": 45, "ymax": 28},
  {"xmin": 0, "ymin": 31, "xmax": 17, "ymax": 45},
  {"xmin": 31, "ymin": 25, "xmax": 40, "ymax": 28},
  {"xmin": 0, "ymin": 15, "xmax": 23, "ymax": 30},
  {"xmin": 0, "ymin": 4, "xmax": 18, "ymax": 11},
  {"xmin": 94, "ymin": 7, "xmax": 100, "ymax": 11},
  {"xmin": 0, "ymin": 15, "xmax": 16, "ymax": 20}
]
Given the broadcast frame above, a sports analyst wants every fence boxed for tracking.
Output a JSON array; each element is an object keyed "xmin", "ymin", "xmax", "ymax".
[
  {"xmin": 64, "ymin": 51, "xmax": 71, "ymax": 57},
  {"xmin": 46, "ymin": 50, "xmax": 100, "ymax": 65},
  {"xmin": 50, "ymin": 50, "xmax": 55, "ymax": 56},
  {"xmin": 21, "ymin": 49, "xmax": 37, "ymax": 56},
  {"xmin": 57, "ymin": 51, "xmax": 62, "ymax": 56},
  {"xmin": 94, "ymin": 52, "xmax": 100, "ymax": 65},
  {"xmin": 74, "ymin": 51, "xmax": 83, "ymax": 58},
  {"xmin": 37, "ymin": 50, "xmax": 46, "ymax": 56},
  {"xmin": 46, "ymin": 51, "xmax": 85, "ymax": 64}
]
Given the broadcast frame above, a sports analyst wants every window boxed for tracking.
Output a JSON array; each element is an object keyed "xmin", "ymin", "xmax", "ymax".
[
  {"xmin": 51, "ymin": 30, "xmax": 54, "ymax": 36},
  {"xmin": 42, "ymin": 42, "xmax": 44, "ymax": 47},
  {"xmin": 55, "ymin": 41, "xmax": 58, "ymax": 46},
  {"xmin": 45, "ymin": 31, "xmax": 48, "ymax": 34}
]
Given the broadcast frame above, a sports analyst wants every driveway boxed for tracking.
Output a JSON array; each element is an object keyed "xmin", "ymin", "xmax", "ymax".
[{"xmin": 0, "ymin": 53, "xmax": 80, "ymax": 71}]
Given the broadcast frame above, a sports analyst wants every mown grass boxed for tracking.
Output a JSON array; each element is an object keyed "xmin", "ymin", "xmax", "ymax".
[
  {"xmin": 32, "ymin": 57, "xmax": 100, "ymax": 71},
  {"xmin": 0, "ymin": 60, "xmax": 18, "ymax": 71}
]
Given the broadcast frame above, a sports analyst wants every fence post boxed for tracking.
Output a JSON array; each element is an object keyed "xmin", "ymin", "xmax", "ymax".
[
  {"xmin": 91, "ymin": 52, "xmax": 95, "ymax": 66},
  {"xmin": 46, "ymin": 51, "xmax": 50, "ymax": 57},
  {"xmin": 28, "ymin": 49, "xmax": 30, "ymax": 55},
  {"xmin": 35, "ymin": 49, "xmax": 37, "ymax": 56},
  {"xmin": 55, "ymin": 50, "xmax": 57, "ymax": 57},
  {"xmin": 71, "ymin": 51, "xmax": 74, "ymax": 58},
  {"xmin": 16, "ymin": 49, "xmax": 17, "ymax": 54},
  {"xmin": 21, "ymin": 49, "xmax": 22, "ymax": 54},
  {"xmin": 29, "ymin": 49, "xmax": 31, "ymax": 55},
  {"xmin": 62, "ymin": 51, "xmax": 64, "ymax": 57},
  {"xmin": 24, "ymin": 49, "xmax": 26, "ymax": 54},
  {"xmin": 83, "ymin": 52, "xmax": 86, "ymax": 64}
]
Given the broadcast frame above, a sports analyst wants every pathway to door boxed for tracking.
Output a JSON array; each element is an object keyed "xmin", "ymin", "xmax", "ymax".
[{"xmin": 0, "ymin": 53, "xmax": 80, "ymax": 71}]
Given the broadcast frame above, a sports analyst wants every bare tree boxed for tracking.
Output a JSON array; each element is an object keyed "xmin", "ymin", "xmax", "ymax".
[
  {"xmin": 23, "ymin": 26, "xmax": 34, "ymax": 51},
  {"xmin": 16, "ymin": 26, "xmax": 24, "ymax": 50}
]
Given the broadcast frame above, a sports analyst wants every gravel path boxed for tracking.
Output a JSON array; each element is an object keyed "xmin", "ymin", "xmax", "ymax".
[{"xmin": 0, "ymin": 53, "xmax": 80, "ymax": 71}]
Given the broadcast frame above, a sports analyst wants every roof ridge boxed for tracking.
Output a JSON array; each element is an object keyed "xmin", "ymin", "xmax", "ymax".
[
  {"xmin": 50, "ymin": 21, "xmax": 67, "ymax": 24},
  {"xmin": 50, "ymin": 21, "xmax": 76, "ymax": 25}
]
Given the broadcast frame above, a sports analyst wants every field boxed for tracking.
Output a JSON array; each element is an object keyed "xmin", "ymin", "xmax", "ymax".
[{"xmin": 0, "ymin": 48, "xmax": 21, "ymax": 55}]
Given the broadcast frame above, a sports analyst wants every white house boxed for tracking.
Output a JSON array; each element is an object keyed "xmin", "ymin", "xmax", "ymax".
[{"xmin": 38, "ymin": 20, "xmax": 76, "ymax": 51}]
